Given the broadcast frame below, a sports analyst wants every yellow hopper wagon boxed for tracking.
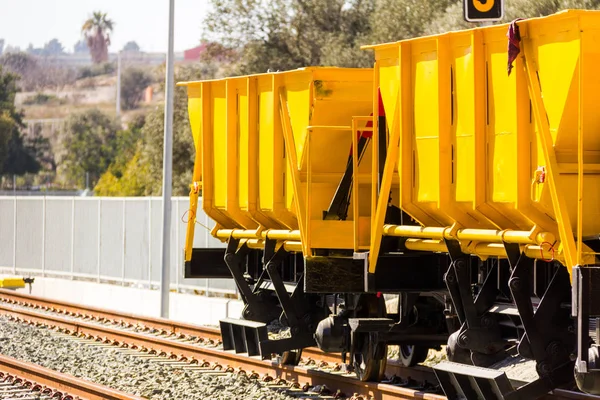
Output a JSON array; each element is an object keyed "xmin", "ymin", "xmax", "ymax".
[{"xmin": 181, "ymin": 10, "xmax": 600, "ymax": 399}]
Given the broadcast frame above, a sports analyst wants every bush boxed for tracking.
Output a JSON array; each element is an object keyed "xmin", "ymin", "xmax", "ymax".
[
  {"xmin": 77, "ymin": 62, "xmax": 115, "ymax": 79},
  {"xmin": 120, "ymin": 68, "xmax": 153, "ymax": 110},
  {"xmin": 22, "ymin": 92, "xmax": 65, "ymax": 105},
  {"xmin": 0, "ymin": 52, "xmax": 77, "ymax": 91}
]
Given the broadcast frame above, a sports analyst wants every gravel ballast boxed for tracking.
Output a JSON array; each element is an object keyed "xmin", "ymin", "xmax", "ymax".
[{"xmin": 0, "ymin": 316, "xmax": 298, "ymax": 400}]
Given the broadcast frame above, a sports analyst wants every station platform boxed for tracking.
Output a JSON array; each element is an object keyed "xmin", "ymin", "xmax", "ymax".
[{"xmin": 5, "ymin": 275, "xmax": 243, "ymax": 326}]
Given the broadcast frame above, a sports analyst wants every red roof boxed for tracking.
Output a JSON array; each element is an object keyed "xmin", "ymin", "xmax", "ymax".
[{"xmin": 184, "ymin": 43, "xmax": 208, "ymax": 61}]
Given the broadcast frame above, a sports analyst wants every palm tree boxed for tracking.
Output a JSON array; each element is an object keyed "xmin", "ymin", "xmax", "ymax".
[{"xmin": 81, "ymin": 12, "xmax": 114, "ymax": 64}]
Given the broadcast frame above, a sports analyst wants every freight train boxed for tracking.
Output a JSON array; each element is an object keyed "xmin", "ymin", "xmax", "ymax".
[{"xmin": 180, "ymin": 10, "xmax": 600, "ymax": 400}]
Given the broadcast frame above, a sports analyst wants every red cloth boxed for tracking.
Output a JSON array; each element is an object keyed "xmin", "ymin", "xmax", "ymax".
[
  {"xmin": 507, "ymin": 19, "xmax": 524, "ymax": 76},
  {"xmin": 357, "ymin": 89, "xmax": 385, "ymax": 140}
]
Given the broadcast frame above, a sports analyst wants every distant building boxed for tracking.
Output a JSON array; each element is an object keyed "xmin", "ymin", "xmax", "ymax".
[{"xmin": 183, "ymin": 44, "xmax": 208, "ymax": 62}]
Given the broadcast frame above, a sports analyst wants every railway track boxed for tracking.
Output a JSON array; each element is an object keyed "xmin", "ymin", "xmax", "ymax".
[
  {"xmin": 0, "ymin": 290, "xmax": 596, "ymax": 400},
  {"xmin": 0, "ymin": 353, "xmax": 142, "ymax": 399},
  {"xmin": 0, "ymin": 289, "xmax": 431, "ymax": 378}
]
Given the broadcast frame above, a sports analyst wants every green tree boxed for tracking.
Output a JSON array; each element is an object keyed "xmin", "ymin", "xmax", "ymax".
[
  {"xmin": 120, "ymin": 68, "xmax": 153, "ymax": 110},
  {"xmin": 122, "ymin": 41, "xmax": 140, "ymax": 52},
  {"xmin": 94, "ymin": 63, "xmax": 202, "ymax": 197},
  {"xmin": 82, "ymin": 12, "xmax": 114, "ymax": 64},
  {"xmin": 0, "ymin": 65, "xmax": 41, "ymax": 176},
  {"xmin": 99, "ymin": 65, "xmax": 206, "ymax": 196},
  {"xmin": 59, "ymin": 109, "xmax": 118, "ymax": 187},
  {"xmin": 368, "ymin": 0, "xmax": 456, "ymax": 43},
  {"xmin": 120, "ymin": 65, "xmax": 209, "ymax": 196},
  {"xmin": 205, "ymin": 0, "xmax": 375, "ymax": 74},
  {"xmin": 74, "ymin": 40, "xmax": 89, "ymax": 54},
  {"xmin": 111, "ymin": 114, "xmax": 145, "ymax": 177},
  {"xmin": 138, "ymin": 76, "xmax": 194, "ymax": 195},
  {"xmin": 95, "ymin": 147, "xmax": 150, "ymax": 196},
  {"xmin": 43, "ymin": 39, "xmax": 65, "ymax": 56},
  {"xmin": 423, "ymin": 0, "xmax": 600, "ymax": 35},
  {"xmin": 2, "ymin": 130, "xmax": 41, "ymax": 175}
]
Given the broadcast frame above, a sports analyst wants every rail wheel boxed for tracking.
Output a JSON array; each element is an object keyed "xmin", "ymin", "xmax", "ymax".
[
  {"xmin": 399, "ymin": 345, "xmax": 429, "ymax": 367},
  {"xmin": 353, "ymin": 333, "xmax": 387, "ymax": 381},
  {"xmin": 280, "ymin": 349, "xmax": 302, "ymax": 366}
]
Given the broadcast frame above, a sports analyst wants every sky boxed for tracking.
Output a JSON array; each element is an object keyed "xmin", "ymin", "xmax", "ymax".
[{"xmin": 0, "ymin": 0, "xmax": 211, "ymax": 53}]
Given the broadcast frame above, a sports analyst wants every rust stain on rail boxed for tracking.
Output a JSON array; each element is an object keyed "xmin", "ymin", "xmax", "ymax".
[{"xmin": 0, "ymin": 353, "xmax": 143, "ymax": 400}]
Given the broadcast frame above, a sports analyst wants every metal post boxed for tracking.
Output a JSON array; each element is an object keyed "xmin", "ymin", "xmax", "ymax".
[
  {"xmin": 122, "ymin": 199, "xmax": 126, "ymax": 286},
  {"xmin": 12, "ymin": 196, "xmax": 16, "ymax": 274},
  {"xmin": 70, "ymin": 198, "xmax": 75, "ymax": 279},
  {"xmin": 116, "ymin": 51, "xmax": 122, "ymax": 116},
  {"xmin": 160, "ymin": 0, "xmax": 175, "ymax": 319},
  {"xmin": 97, "ymin": 199, "xmax": 101, "ymax": 283},
  {"xmin": 175, "ymin": 199, "xmax": 180, "ymax": 292},
  {"xmin": 148, "ymin": 198, "xmax": 152, "ymax": 288},
  {"xmin": 41, "ymin": 197, "xmax": 46, "ymax": 277}
]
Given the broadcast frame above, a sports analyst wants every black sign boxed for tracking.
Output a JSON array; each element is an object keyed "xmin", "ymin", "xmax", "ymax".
[{"xmin": 464, "ymin": 0, "xmax": 503, "ymax": 22}]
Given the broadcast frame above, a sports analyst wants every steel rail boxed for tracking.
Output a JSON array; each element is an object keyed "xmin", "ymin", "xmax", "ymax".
[
  {"xmin": 0, "ymin": 353, "xmax": 144, "ymax": 400},
  {"xmin": 0, "ymin": 289, "xmax": 434, "ymax": 376},
  {"xmin": 0, "ymin": 303, "xmax": 444, "ymax": 400},
  {"xmin": 0, "ymin": 289, "xmax": 342, "ymax": 362},
  {"xmin": 0, "ymin": 289, "xmax": 222, "ymax": 340},
  {"xmin": 2, "ymin": 290, "xmax": 599, "ymax": 400}
]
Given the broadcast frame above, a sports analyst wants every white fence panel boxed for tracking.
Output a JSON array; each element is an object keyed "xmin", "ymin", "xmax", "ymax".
[
  {"xmin": 73, "ymin": 199, "xmax": 99, "ymax": 276},
  {"xmin": 99, "ymin": 199, "xmax": 124, "ymax": 279},
  {"xmin": 0, "ymin": 196, "xmax": 233, "ymax": 295},
  {"xmin": 44, "ymin": 199, "xmax": 72, "ymax": 273},
  {"xmin": 124, "ymin": 199, "xmax": 150, "ymax": 282},
  {"xmin": 0, "ymin": 199, "xmax": 15, "ymax": 268},
  {"xmin": 150, "ymin": 198, "xmax": 163, "ymax": 283},
  {"xmin": 15, "ymin": 199, "xmax": 43, "ymax": 271}
]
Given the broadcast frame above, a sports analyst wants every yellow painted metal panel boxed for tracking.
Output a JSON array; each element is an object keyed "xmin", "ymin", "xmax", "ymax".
[
  {"xmin": 182, "ymin": 67, "xmax": 373, "ymax": 250},
  {"xmin": 238, "ymin": 80, "xmax": 250, "ymax": 210},
  {"xmin": 452, "ymin": 34, "xmax": 475, "ymax": 205},
  {"xmin": 378, "ymin": 54, "xmax": 399, "ymax": 132},
  {"xmin": 412, "ymin": 41, "xmax": 440, "ymax": 207},
  {"xmin": 211, "ymin": 82, "xmax": 227, "ymax": 209},
  {"xmin": 257, "ymin": 77, "xmax": 276, "ymax": 211},
  {"xmin": 366, "ymin": 10, "xmax": 600, "ymax": 271}
]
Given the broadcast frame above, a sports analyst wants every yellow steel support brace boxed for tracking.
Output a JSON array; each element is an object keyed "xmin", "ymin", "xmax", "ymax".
[
  {"xmin": 215, "ymin": 229, "xmax": 301, "ymax": 241},
  {"xmin": 577, "ymin": 26, "xmax": 584, "ymax": 267},
  {"xmin": 368, "ymin": 93, "xmax": 401, "ymax": 274},
  {"xmin": 306, "ymin": 130, "xmax": 312, "ymax": 253},
  {"xmin": 382, "ymin": 225, "xmax": 555, "ymax": 246},
  {"xmin": 184, "ymin": 191, "xmax": 199, "ymax": 262},
  {"xmin": 184, "ymin": 83, "xmax": 203, "ymax": 263},
  {"xmin": 352, "ymin": 118, "xmax": 360, "ymax": 253},
  {"xmin": 370, "ymin": 61, "xmax": 380, "ymax": 223},
  {"xmin": 279, "ymin": 90, "xmax": 309, "ymax": 256},
  {"xmin": 403, "ymin": 239, "xmax": 559, "ymax": 262},
  {"xmin": 521, "ymin": 31, "xmax": 577, "ymax": 274}
]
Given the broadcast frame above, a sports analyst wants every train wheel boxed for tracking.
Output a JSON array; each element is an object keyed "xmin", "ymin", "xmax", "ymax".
[
  {"xmin": 399, "ymin": 345, "xmax": 429, "ymax": 367},
  {"xmin": 280, "ymin": 349, "xmax": 302, "ymax": 366},
  {"xmin": 353, "ymin": 333, "xmax": 387, "ymax": 381}
]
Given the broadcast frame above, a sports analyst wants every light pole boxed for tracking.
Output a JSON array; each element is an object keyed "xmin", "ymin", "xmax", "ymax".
[{"xmin": 160, "ymin": 0, "xmax": 175, "ymax": 319}]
